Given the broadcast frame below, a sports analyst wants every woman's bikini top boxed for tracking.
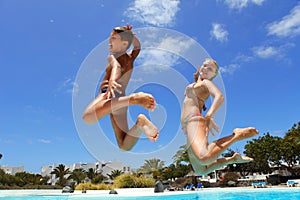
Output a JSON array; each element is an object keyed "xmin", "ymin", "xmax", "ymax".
[{"xmin": 184, "ymin": 82, "xmax": 208, "ymax": 111}]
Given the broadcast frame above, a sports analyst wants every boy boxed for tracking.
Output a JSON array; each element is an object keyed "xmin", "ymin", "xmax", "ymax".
[{"xmin": 82, "ymin": 25, "xmax": 159, "ymax": 151}]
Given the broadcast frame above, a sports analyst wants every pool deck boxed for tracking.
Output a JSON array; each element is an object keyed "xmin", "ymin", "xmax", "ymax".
[{"xmin": 0, "ymin": 188, "xmax": 198, "ymax": 197}]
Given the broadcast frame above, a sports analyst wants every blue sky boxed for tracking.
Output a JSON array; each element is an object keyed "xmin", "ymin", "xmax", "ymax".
[{"xmin": 1, "ymin": 0, "xmax": 300, "ymax": 173}]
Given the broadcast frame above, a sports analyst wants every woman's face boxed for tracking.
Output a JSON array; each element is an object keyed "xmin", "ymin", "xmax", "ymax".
[{"xmin": 200, "ymin": 60, "xmax": 217, "ymax": 80}]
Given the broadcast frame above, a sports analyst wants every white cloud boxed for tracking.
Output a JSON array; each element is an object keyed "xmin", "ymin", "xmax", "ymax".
[
  {"xmin": 252, "ymin": 45, "xmax": 280, "ymax": 59},
  {"xmin": 157, "ymin": 36, "xmax": 193, "ymax": 54},
  {"xmin": 223, "ymin": 0, "xmax": 265, "ymax": 10},
  {"xmin": 221, "ymin": 43, "xmax": 294, "ymax": 76},
  {"xmin": 3, "ymin": 139, "xmax": 14, "ymax": 144},
  {"xmin": 136, "ymin": 35, "xmax": 194, "ymax": 73},
  {"xmin": 125, "ymin": 0, "xmax": 180, "ymax": 27},
  {"xmin": 210, "ymin": 23, "xmax": 229, "ymax": 43},
  {"xmin": 220, "ymin": 64, "xmax": 240, "ymax": 75},
  {"xmin": 253, "ymin": 43, "xmax": 295, "ymax": 59},
  {"xmin": 234, "ymin": 54, "xmax": 253, "ymax": 63},
  {"xmin": 267, "ymin": 3, "xmax": 300, "ymax": 38},
  {"xmin": 137, "ymin": 49, "xmax": 180, "ymax": 73},
  {"xmin": 55, "ymin": 77, "xmax": 78, "ymax": 96},
  {"xmin": 37, "ymin": 139, "xmax": 51, "ymax": 144}
]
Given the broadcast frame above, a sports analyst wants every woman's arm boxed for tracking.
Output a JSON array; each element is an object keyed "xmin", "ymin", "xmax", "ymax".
[
  {"xmin": 204, "ymin": 79, "xmax": 224, "ymax": 118},
  {"xmin": 203, "ymin": 79, "xmax": 224, "ymax": 135}
]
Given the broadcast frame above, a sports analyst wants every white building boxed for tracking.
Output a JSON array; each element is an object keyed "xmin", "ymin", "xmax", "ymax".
[
  {"xmin": 100, "ymin": 161, "xmax": 131, "ymax": 176},
  {"xmin": 0, "ymin": 165, "xmax": 24, "ymax": 175},
  {"xmin": 41, "ymin": 161, "xmax": 133, "ymax": 185}
]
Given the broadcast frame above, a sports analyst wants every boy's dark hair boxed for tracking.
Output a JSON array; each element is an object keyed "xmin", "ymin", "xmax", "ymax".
[{"xmin": 113, "ymin": 27, "xmax": 133, "ymax": 50}]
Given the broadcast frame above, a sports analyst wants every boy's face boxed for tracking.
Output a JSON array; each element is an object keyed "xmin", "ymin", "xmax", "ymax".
[{"xmin": 108, "ymin": 31, "xmax": 128, "ymax": 53}]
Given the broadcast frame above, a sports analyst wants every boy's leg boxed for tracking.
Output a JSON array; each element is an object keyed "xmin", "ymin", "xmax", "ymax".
[
  {"xmin": 82, "ymin": 92, "xmax": 156, "ymax": 124},
  {"xmin": 110, "ymin": 108, "xmax": 159, "ymax": 151}
]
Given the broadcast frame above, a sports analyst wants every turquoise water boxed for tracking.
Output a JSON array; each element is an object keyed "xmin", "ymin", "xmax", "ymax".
[{"xmin": 1, "ymin": 188, "xmax": 300, "ymax": 200}]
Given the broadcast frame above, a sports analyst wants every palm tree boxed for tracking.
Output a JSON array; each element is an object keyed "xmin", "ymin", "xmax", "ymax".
[
  {"xmin": 107, "ymin": 169, "xmax": 123, "ymax": 180},
  {"xmin": 86, "ymin": 168, "xmax": 97, "ymax": 180},
  {"xmin": 51, "ymin": 164, "xmax": 70, "ymax": 186},
  {"xmin": 172, "ymin": 144, "xmax": 190, "ymax": 165},
  {"xmin": 68, "ymin": 168, "xmax": 86, "ymax": 185},
  {"xmin": 92, "ymin": 173, "xmax": 107, "ymax": 184},
  {"xmin": 138, "ymin": 158, "xmax": 165, "ymax": 179}
]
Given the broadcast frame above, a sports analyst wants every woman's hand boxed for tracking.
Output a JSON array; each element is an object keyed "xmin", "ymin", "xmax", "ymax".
[
  {"xmin": 206, "ymin": 116, "xmax": 220, "ymax": 136},
  {"xmin": 193, "ymin": 66, "xmax": 201, "ymax": 82}
]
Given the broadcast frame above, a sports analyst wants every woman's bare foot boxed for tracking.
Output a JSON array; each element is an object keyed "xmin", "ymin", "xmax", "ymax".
[
  {"xmin": 233, "ymin": 127, "xmax": 258, "ymax": 141},
  {"xmin": 130, "ymin": 92, "xmax": 156, "ymax": 111},
  {"xmin": 232, "ymin": 152, "xmax": 253, "ymax": 164},
  {"xmin": 137, "ymin": 114, "xmax": 159, "ymax": 142}
]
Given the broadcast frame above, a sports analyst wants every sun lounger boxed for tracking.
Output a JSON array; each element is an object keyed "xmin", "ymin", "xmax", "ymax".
[
  {"xmin": 196, "ymin": 183, "xmax": 203, "ymax": 189},
  {"xmin": 287, "ymin": 180, "xmax": 299, "ymax": 187},
  {"xmin": 252, "ymin": 181, "xmax": 267, "ymax": 188},
  {"xmin": 259, "ymin": 181, "xmax": 267, "ymax": 188},
  {"xmin": 185, "ymin": 184, "xmax": 194, "ymax": 190}
]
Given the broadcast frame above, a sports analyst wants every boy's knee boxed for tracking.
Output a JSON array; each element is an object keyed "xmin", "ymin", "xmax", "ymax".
[
  {"xmin": 82, "ymin": 113, "xmax": 96, "ymax": 124},
  {"xmin": 118, "ymin": 144, "xmax": 132, "ymax": 151}
]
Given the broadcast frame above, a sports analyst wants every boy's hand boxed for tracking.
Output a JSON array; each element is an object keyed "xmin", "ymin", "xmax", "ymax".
[
  {"xmin": 106, "ymin": 80, "xmax": 122, "ymax": 99},
  {"xmin": 124, "ymin": 24, "xmax": 132, "ymax": 30},
  {"xmin": 99, "ymin": 80, "xmax": 109, "ymax": 93}
]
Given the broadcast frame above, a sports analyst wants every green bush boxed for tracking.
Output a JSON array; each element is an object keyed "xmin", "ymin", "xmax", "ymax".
[
  {"xmin": 218, "ymin": 172, "xmax": 240, "ymax": 187},
  {"xmin": 113, "ymin": 174, "xmax": 155, "ymax": 188},
  {"xmin": 75, "ymin": 183, "xmax": 113, "ymax": 190},
  {"xmin": 223, "ymin": 172, "xmax": 240, "ymax": 182},
  {"xmin": 76, "ymin": 174, "xmax": 155, "ymax": 190}
]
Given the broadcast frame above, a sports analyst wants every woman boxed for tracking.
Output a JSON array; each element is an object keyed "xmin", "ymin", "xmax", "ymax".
[{"xmin": 181, "ymin": 58, "xmax": 258, "ymax": 175}]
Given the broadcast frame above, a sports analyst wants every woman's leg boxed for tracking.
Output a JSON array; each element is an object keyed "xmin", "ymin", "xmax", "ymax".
[
  {"xmin": 82, "ymin": 92, "xmax": 156, "ymax": 124},
  {"xmin": 192, "ymin": 152, "xmax": 253, "ymax": 175},
  {"xmin": 186, "ymin": 117, "xmax": 258, "ymax": 165}
]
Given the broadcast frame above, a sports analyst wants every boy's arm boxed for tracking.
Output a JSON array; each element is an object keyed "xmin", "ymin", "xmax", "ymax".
[
  {"xmin": 129, "ymin": 34, "xmax": 141, "ymax": 59},
  {"xmin": 106, "ymin": 55, "xmax": 122, "ymax": 98},
  {"xmin": 99, "ymin": 63, "xmax": 111, "ymax": 93}
]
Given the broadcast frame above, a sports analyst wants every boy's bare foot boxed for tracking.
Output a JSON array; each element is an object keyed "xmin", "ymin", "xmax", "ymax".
[
  {"xmin": 130, "ymin": 92, "xmax": 156, "ymax": 111},
  {"xmin": 233, "ymin": 127, "xmax": 258, "ymax": 141},
  {"xmin": 137, "ymin": 114, "xmax": 159, "ymax": 142},
  {"xmin": 232, "ymin": 152, "xmax": 253, "ymax": 164}
]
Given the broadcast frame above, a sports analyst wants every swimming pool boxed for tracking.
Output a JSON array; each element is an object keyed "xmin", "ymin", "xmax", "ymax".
[{"xmin": 1, "ymin": 188, "xmax": 300, "ymax": 200}]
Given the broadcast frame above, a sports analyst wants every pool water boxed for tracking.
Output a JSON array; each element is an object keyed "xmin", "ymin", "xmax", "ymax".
[{"xmin": 1, "ymin": 188, "xmax": 300, "ymax": 200}]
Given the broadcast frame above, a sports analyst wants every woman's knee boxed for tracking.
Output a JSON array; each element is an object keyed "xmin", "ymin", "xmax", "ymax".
[{"xmin": 197, "ymin": 153, "xmax": 213, "ymax": 165}]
